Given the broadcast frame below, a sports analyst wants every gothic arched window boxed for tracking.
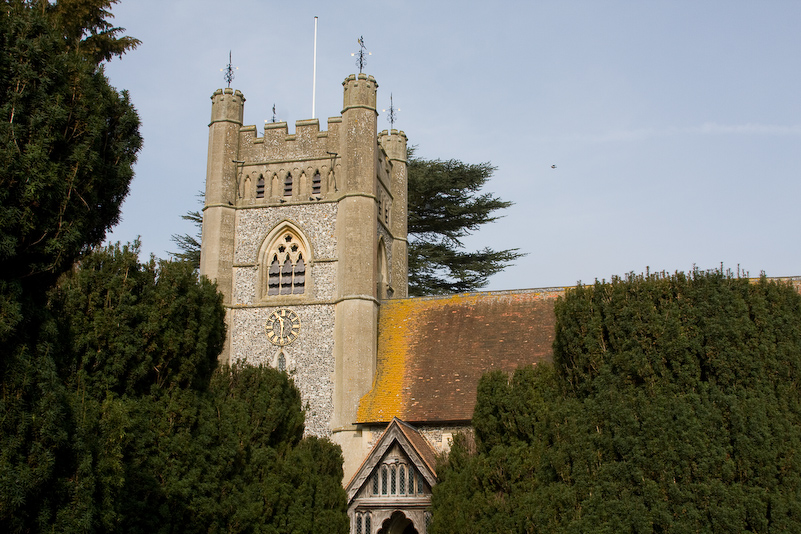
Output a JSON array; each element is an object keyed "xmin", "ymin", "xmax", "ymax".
[{"xmin": 259, "ymin": 224, "xmax": 311, "ymax": 299}]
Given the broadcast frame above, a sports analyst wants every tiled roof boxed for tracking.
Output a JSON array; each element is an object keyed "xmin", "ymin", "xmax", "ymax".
[
  {"xmin": 396, "ymin": 419, "xmax": 438, "ymax": 477},
  {"xmin": 356, "ymin": 278, "xmax": 801, "ymax": 425},
  {"xmin": 357, "ymin": 288, "xmax": 563, "ymax": 424}
]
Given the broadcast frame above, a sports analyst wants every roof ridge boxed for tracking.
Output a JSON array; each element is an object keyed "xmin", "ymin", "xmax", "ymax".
[
  {"xmin": 391, "ymin": 286, "xmax": 571, "ymax": 302},
  {"xmin": 395, "ymin": 419, "xmax": 438, "ymax": 477}
]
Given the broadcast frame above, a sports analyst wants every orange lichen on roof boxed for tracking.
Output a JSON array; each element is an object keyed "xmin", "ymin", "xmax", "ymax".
[
  {"xmin": 357, "ymin": 288, "xmax": 566, "ymax": 424},
  {"xmin": 356, "ymin": 297, "xmax": 418, "ymax": 422}
]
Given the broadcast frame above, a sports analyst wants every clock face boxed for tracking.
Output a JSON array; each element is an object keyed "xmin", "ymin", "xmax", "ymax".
[{"xmin": 265, "ymin": 309, "xmax": 301, "ymax": 346}]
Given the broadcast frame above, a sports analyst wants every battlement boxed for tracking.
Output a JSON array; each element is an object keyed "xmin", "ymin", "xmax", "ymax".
[
  {"xmin": 238, "ymin": 117, "xmax": 342, "ymax": 163},
  {"xmin": 210, "ymin": 88, "xmax": 245, "ymax": 124},
  {"xmin": 222, "ymin": 74, "xmax": 387, "ymax": 165},
  {"xmin": 342, "ymin": 73, "xmax": 378, "ymax": 86},
  {"xmin": 342, "ymin": 73, "xmax": 378, "ymax": 112},
  {"xmin": 205, "ymin": 74, "xmax": 405, "ymax": 208},
  {"xmin": 378, "ymin": 130, "xmax": 408, "ymax": 161}
]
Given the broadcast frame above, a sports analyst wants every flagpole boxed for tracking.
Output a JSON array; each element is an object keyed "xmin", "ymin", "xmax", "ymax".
[{"xmin": 312, "ymin": 16, "xmax": 318, "ymax": 119}]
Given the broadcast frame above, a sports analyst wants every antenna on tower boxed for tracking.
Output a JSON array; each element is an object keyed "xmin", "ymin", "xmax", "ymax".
[
  {"xmin": 351, "ymin": 36, "xmax": 371, "ymax": 74},
  {"xmin": 312, "ymin": 16, "xmax": 318, "ymax": 118},
  {"xmin": 221, "ymin": 51, "xmax": 238, "ymax": 88},
  {"xmin": 382, "ymin": 94, "xmax": 400, "ymax": 129}
]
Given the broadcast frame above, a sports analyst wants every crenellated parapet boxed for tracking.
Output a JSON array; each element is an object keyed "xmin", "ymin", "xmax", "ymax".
[
  {"xmin": 378, "ymin": 129, "xmax": 407, "ymax": 161},
  {"xmin": 210, "ymin": 88, "xmax": 245, "ymax": 124},
  {"xmin": 342, "ymin": 73, "xmax": 378, "ymax": 112},
  {"xmin": 237, "ymin": 117, "xmax": 342, "ymax": 163}
]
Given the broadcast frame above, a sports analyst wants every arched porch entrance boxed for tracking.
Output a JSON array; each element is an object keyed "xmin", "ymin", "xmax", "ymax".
[{"xmin": 377, "ymin": 511, "xmax": 419, "ymax": 534}]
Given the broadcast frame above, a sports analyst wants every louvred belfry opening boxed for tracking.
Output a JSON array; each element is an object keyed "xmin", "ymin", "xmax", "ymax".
[
  {"xmin": 256, "ymin": 175, "xmax": 265, "ymax": 198},
  {"xmin": 284, "ymin": 173, "xmax": 293, "ymax": 196},
  {"xmin": 312, "ymin": 171, "xmax": 322, "ymax": 195}
]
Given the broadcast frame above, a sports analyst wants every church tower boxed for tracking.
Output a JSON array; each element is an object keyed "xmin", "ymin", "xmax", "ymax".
[{"xmin": 200, "ymin": 74, "xmax": 408, "ymax": 477}]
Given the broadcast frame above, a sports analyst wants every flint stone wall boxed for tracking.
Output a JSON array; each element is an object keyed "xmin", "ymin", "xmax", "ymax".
[
  {"xmin": 234, "ymin": 202, "xmax": 337, "ymax": 264},
  {"xmin": 229, "ymin": 201, "xmax": 338, "ymax": 437},
  {"xmin": 230, "ymin": 303, "xmax": 336, "ymax": 437}
]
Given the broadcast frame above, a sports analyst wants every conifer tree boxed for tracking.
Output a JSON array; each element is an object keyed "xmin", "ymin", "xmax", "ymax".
[
  {"xmin": 0, "ymin": 0, "xmax": 141, "ymax": 336},
  {"xmin": 3, "ymin": 242, "xmax": 348, "ymax": 533},
  {"xmin": 407, "ymin": 151, "xmax": 522, "ymax": 296},
  {"xmin": 170, "ymin": 209, "xmax": 203, "ymax": 266},
  {"xmin": 54, "ymin": 245, "xmax": 346, "ymax": 534},
  {"xmin": 0, "ymin": 2, "xmax": 141, "ymax": 530},
  {"xmin": 432, "ymin": 271, "xmax": 801, "ymax": 534},
  {"xmin": 0, "ymin": 4, "xmax": 347, "ymax": 531}
]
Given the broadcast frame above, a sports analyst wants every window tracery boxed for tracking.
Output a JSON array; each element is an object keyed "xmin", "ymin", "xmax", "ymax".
[
  {"xmin": 354, "ymin": 512, "xmax": 372, "ymax": 534},
  {"xmin": 370, "ymin": 462, "xmax": 422, "ymax": 498},
  {"xmin": 259, "ymin": 225, "xmax": 310, "ymax": 299},
  {"xmin": 399, "ymin": 465, "xmax": 406, "ymax": 494},
  {"xmin": 267, "ymin": 235, "xmax": 304, "ymax": 295}
]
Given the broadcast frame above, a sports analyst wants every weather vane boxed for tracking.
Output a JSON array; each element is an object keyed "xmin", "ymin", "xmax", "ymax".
[
  {"xmin": 221, "ymin": 51, "xmax": 238, "ymax": 88},
  {"xmin": 382, "ymin": 94, "xmax": 400, "ymax": 129},
  {"xmin": 271, "ymin": 104, "xmax": 277, "ymax": 123},
  {"xmin": 351, "ymin": 36, "xmax": 371, "ymax": 73}
]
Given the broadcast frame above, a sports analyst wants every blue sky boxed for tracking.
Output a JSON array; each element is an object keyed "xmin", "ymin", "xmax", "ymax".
[{"xmin": 103, "ymin": 0, "xmax": 801, "ymax": 290}]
